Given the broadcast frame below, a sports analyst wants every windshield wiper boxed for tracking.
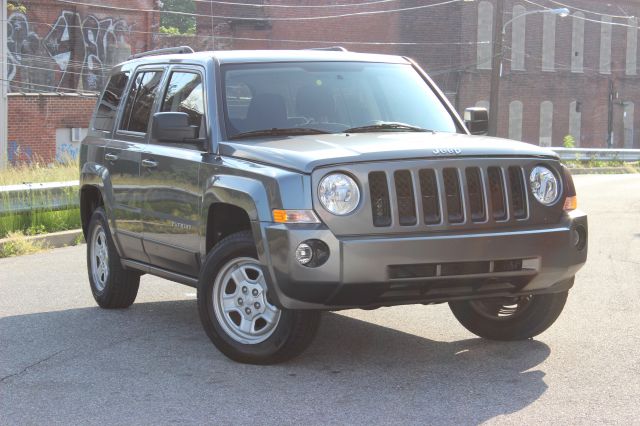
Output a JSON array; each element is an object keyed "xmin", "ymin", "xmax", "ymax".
[
  {"xmin": 344, "ymin": 122, "xmax": 435, "ymax": 133},
  {"xmin": 229, "ymin": 127, "xmax": 331, "ymax": 140}
]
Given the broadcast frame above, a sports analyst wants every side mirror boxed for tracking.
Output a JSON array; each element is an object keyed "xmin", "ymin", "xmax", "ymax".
[
  {"xmin": 464, "ymin": 107, "xmax": 489, "ymax": 136},
  {"xmin": 151, "ymin": 112, "xmax": 198, "ymax": 143}
]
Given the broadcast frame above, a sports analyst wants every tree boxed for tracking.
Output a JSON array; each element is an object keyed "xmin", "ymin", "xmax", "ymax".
[{"xmin": 159, "ymin": 0, "xmax": 196, "ymax": 35}]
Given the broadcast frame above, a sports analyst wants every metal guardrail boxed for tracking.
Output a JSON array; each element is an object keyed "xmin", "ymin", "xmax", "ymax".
[
  {"xmin": 0, "ymin": 180, "xmax": 79, "ymax": 215},
  {"xmin": 0, "ymin": 148, "xmax": 637, "ymax": 216},
  {"xmin": 552, "ymin": 148, "xmax": 640, "ymax": 161}
]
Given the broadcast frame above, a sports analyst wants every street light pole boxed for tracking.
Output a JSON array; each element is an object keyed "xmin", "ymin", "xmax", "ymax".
[{"xmin": 487, "ymin": 6, "xmax": 570, "ymax": 138}]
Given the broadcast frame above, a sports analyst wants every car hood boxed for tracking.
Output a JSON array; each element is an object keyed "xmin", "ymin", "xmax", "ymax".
[{"xmin": 219, "ymin": 132, "xmax": 558, "ymax": 173}]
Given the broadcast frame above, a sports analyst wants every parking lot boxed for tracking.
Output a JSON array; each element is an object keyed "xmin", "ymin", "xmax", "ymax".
[{"xmin": 1, "ymin": 174, "xmax": 639, "ymax": 425}]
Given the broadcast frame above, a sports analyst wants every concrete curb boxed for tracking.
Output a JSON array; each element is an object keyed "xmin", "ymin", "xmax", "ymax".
[
  {"xmin": 567, "ymin": 167, "xmax": 639, "ymax": 175},
  {"xmin": 0, "ymin": 229, "xmax": 84, "ymax": 250}
]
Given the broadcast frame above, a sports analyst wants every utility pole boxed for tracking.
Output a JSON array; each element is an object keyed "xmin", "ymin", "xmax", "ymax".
[
  {"xmin": 488, "ymin": 0, "xmax": 505, "ymax": 137},
  {"xmin": 1, "ymin": 0, "xmax": 8, "ymax": 169}
]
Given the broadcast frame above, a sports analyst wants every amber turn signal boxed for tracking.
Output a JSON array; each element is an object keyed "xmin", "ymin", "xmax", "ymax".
[
  {"xmin": 563, "ymin": 196, "xmax": 577, "ymax": 211},
  {"xmin": 272, "ymin": 209, "xmax": 320, "ymax": 224}
]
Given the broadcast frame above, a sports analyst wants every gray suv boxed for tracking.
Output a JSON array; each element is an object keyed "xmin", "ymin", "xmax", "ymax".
[{"xmin": 80, "ymin": 47, "xmax": 588, "ymax": 364}]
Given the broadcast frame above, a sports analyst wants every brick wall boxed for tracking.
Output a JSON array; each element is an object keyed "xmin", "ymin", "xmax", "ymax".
[
  {"xmin": 7, "ymin": 94, "xmax": 97, "ymax": 163},
  {"xmin": 7, "ymin": 0, "xmax": 156, "ymax": 93}
]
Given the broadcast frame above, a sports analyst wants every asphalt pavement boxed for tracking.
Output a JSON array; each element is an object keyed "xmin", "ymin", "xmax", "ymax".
[{"xmin": 1, "ymin": 174, "xmax": 639, "ymax": 425}]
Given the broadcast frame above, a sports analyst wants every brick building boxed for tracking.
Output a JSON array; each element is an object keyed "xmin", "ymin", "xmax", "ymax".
[
  {"xmin": 195, "ymin": 0, "xmax": 640, "ymax": 149},
  {"xmin": 7, "ymin": 0, "xmax": 640, "ymax": 163},
  {"xmin": 5, "ymin": 0, "xmax": 157, "ymax": 162}
]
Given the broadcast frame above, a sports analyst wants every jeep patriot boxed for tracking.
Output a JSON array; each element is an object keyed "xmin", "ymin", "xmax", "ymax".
[{"xmin": 80, "ymin": 47, "xmax": 588, "ymax": 364}]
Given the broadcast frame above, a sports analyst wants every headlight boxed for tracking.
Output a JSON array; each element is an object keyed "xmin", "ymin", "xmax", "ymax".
[
  {"xmin": 529, "ymin": 166, "xmax": 560, "ymax": 205},
  {"xmin": 318, "ymin": 173, "xmax": 360, "ymax": 215}
]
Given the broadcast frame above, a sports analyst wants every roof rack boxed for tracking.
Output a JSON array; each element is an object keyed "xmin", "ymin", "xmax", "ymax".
[
  {"xmin": 305, "ymin": 46, "xmax": 349, "ymax": 52},
  {"xmin": 127, "ymin": 46, "xmax": 195, "ymax": 61}
]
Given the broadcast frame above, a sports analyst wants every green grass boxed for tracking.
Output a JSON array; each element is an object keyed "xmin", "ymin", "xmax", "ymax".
[
  {"xmin": 0, "ymin": 160, "xmax": 79, "ymax": 186},
  {"xmin": 1, "ymin": 173, "xmax": 81, "ymax": 238},
  {"xmin": 563, "ymin": 160, "xmax": 639, "ymax": 172},
  {"xmin": 0, "ymin": 208, "xmax": 81, "ymax": 239}
]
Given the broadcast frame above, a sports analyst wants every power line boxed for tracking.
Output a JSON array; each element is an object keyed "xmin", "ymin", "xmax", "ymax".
[
  {"xmin": 54, "ymin": 0, "xmax": 463, "ymax": 21},
  {"xmin": 544, "ymin": 0, "xmax": 634, "ymax": 20},
  {"xmin": 185, "ymin": 0, "xmax": 402, "ymax": 8}
]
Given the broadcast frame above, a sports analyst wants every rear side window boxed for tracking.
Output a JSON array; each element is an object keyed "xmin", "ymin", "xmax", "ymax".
[
  {"xmin": 94, "ymin": 72, "xmax": 129, "ymax": 131},
  {"xmin": 161, "ymin": 71, "xmax": 205, "ymax": 136},
  {"xmin": 119, "ymin": 70, "xmax": 163, "ymax": 133}
]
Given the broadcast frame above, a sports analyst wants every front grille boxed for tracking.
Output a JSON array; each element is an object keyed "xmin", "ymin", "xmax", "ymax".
[
  {"xmin": 368, "ymin": 164, "xmax": 529, "ymax": 228},
  {"xmin": 394, "ymin": 170, "xmax": 417, "ymax": 226},
  {"xmin": 370, "ymin": 171, "xmax": 391, "ymax": 227}
]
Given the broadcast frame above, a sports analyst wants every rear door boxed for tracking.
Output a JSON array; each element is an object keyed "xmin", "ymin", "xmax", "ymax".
[
  {"xmin": 140, "ymin": 66, "xmax": 207, "ymax": 275},
  {"xmin": 107, "ymin": 66, "xmax": 165, "ymax": 262}
]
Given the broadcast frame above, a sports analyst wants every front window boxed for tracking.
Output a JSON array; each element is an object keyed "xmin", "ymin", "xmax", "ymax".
[{"xmin": 222, "ymin": 62, "xmax": 459, "ymax": 139}]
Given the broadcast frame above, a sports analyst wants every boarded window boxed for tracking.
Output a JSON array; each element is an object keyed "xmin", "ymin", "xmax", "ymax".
[
  {"xmin": 539, "ymin": 101, "xmax": 553, "ymax": 147},
  {"xmin": 569, "ymin": 101, "xmax": 582, "ymax": 146},
  {"xmin": 627, "ymin": 18, "xmax": 638, "ymax": 76},
  {"xmin": 542, "ymin": 13, "xmax": 556, "ymax": 71},
  {"xmin": 511, "ymin": 5, "xmax": 526, "ymax": 71},
  {"xmin": 600, "ymin": 16, "xmax": 612, "ymax": 74},
  {"xmin": 624, "ymin": 102, "xmax": 635, "ymax": 148},
  {"xmin": 477, "ymin": 1, "xmax": 493, "ymax": 70},
  {"xmin": 572, "ymin": 12, "xmax": 585, "ymax": 73},
  {"xmin": 509, "ymin": 100, "xmax": 523, "ymax": 141}
]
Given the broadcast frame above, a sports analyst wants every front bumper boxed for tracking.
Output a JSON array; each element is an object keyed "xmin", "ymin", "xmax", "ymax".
[{"xmin": 256, "ymin": 210, "xmax": 588, "ymax": 310}]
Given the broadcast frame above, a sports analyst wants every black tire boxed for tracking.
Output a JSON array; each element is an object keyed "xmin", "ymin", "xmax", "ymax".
[
  {"xmin": 86, "ymin": 207, "xmax": 140, "ymax": 309},
  {"xmin": 197, "ymin": 231, "xmax": 320, "ymax": 365},
  {"xmin": 448, "ymin": 291, "xmax": 569, "ymax": 341}
]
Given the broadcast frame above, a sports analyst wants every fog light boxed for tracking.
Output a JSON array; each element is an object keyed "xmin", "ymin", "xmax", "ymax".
[
  {"xmin": 295, "ymin": 243, "xmax": 313, "ymax": 265},
  {"xmin": 572, "ymin": 225, "xmax": 587, "ymax": 251},
  {"xmin": 295, "ymin": 239, "xmax": 330, "ymax": 267}
]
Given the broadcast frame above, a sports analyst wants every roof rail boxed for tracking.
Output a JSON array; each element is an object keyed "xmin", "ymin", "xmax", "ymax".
[
  {"xmin": 127, "ymin": 46, "xmax": 195, "ymax": 61},
  {"xmin": 305, "ymin": 46, "xmax": 348, "ymax": 52}
]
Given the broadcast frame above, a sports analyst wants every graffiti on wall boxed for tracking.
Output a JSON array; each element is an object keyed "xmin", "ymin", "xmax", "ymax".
[{"xmin": 7, "ymin": 11, "xmax": 133, "ymax": 92}]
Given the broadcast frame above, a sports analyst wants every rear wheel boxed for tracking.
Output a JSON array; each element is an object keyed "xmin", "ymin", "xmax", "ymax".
[
  {"xmin": 86, "ymin": 207, "xmax": 140, "ymax": 309},
  {"xmin": 197, "ymin": 231, "xmax": 320, "ymax": 364},
  {"xmin": 448, "ymin": 291, "xmax": 569, "ymax": 340}
]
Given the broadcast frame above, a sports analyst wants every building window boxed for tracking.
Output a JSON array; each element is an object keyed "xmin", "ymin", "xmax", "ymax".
[
  {"xmin": 477, "ymin": 1, "xmax": 493, "ymax": 70},
  {"xmin": 624, "ymin": 102, "xmax": 635, "ymax": 149},
  {"xmin": 627, "ymin": 17, "xmax": 638, "ymax": 76},
  {"xmin": 542, "ymin": 13, "xmax": 556, "ymax": 71},
  {"xmin": 569, "ymin": 101, "xmax": 582, "ymax": 146},
  {"xmin": 572, "ymin": 12, "xmax": 585, "ymax": 73},
  {"xmin": 539, "ymin": 101, "xmax": 553, "ymax": 147},
  {"xmin": 509, "ymin": 100, "xmax": 523, "ymax": 141},
  {"xmin": 511, "ymin": 5, "xmax": 526, "ymax": 71},
  {"xmin": 600, "ymin": 16, "xmax": 612, "ymax": 74}
]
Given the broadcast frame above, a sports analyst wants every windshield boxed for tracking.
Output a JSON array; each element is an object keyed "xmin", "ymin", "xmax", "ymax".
[{"xmin": 222, "ymin": 62, "xmax": 459, "ymax": 139}]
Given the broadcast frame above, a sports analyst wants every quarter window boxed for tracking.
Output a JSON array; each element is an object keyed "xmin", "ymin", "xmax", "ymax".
[
  {"xmin": 119, "ymin": 70, "xmax": 163, "ymax": 133},
  {"xmin": 94, "ymin": 72, "xmax": 129, "ymax": 131},
  {"xmin": 161, "ymin": 72, "xmax": 205, "ymax": 136}
]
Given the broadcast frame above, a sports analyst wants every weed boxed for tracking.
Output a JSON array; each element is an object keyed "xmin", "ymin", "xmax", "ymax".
[{"xmin": 0, "ymin": 232, "xmax": 49, "ymax": 258}]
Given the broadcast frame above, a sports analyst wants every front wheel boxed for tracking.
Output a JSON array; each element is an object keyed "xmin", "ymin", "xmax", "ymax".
[
  {"xmin": 197, "ymin": 231, "xmax": 320, "ymax": 364},
  {"xmin": 449, "ymin": 291, "xmax": 569, "ymax": 341}
]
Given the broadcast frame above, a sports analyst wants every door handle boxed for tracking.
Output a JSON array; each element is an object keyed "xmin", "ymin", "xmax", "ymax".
[
  {"xmin": 104, "ymin": 153, "xmax": 118, "ymax": 162},
  {"xmin": 141, "ymin": 159, "xmax": 158, "ymax": 169}
]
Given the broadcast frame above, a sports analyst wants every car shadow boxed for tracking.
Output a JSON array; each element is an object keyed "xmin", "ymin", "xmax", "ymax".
[{"xmin": 1, "ymin": 299, "xmax": 550, "ymax": 424}]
